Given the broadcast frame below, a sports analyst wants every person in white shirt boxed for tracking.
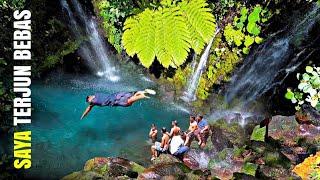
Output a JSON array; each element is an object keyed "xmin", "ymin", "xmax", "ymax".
[
  {"xmin": 169, "ymin": 134, "xmax": 189, "ymax": 156},
  {"xmin": 169, "ymin": 135, "xmax": 184, "ymax": 155}
]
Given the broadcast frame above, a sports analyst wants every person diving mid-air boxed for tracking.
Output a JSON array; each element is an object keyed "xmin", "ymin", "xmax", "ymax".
[{"xmin": 81, "ymin": 89, "xmax": 156, "ymax": 120}]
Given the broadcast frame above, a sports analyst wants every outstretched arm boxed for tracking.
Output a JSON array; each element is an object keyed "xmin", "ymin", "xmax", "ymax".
[{"xmin": 81, "ymin": 105, "xmax": 93, "ymax": 120}]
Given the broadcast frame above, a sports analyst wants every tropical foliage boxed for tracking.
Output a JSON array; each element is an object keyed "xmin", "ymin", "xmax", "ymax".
[
  {"xmin": 122, "ymin": 0, "xmax": 216, "ymax": 68},
  {"xmin": 223, "ymin": 5, "xmax": 269, "ymax": 54},
  {"xmin": 97, "ymin": 0, "xmax": 134, "ymax": 53},
  {"xmin": 0, "ymin": 0, "xmax": 25, "ymax": 9},
  {"xmin": 285, "ymin": 66, "xmax": 320, "ymax": 111}
]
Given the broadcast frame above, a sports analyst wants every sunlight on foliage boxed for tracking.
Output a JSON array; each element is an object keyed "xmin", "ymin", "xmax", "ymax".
[
  {"xmin": 0, "ymin": 0, "xmax": 25, "ymax": 9},
  {"xmin": 224, "ymin": 5, "xmax": 271, "ymax": 54},
  {"xmin": 285, "ymin": 66, "xmax": 320, "ymax": 111},
  {"xmin": 97, "ymin": 0, "xmax": 134, "ymax": 53},
  {"xmin": 293, "ymin": 151, "xmax": 320, "ymax": 180},
  {"xmin": 122, "ymin": 0, "xmax": 216, "ymax": 68}
]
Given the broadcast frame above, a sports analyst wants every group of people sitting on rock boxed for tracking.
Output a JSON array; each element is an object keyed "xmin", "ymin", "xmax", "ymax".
[{"xmin": 148, "ymin": 115, "xmax": 210, "ymax": 161}]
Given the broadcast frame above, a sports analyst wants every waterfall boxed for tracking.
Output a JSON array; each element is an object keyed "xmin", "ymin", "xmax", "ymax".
[
  {"xmin": 60, "ymin": 0, "xmax": 120, "ymax": 81},
  {"xmin": 182, "ymin": 29, "xmax": 220, "ymax": 102},
  {"xmin": 225, "ymin": 6, "xmax": 320, "ymax": 104}
]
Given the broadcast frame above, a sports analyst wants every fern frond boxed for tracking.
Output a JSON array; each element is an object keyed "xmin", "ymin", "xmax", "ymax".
[
  {"xmin": 122, "ymin": 0, "xmax": 216, "ymax": 68},
  {"xmin": 180, "ymin": 0, "xmax": 216, "ymax": 54}
]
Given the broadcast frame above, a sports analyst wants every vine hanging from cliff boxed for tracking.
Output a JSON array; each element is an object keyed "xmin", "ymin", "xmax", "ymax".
[{"xmin": 122, "ymin": 0, "xmax": 216, "ymax": 68}]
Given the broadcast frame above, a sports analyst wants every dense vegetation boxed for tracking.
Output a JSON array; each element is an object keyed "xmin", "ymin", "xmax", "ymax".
[{"xmin": 286, "ymin": 66, "xmax": 320, "ymax": 111}]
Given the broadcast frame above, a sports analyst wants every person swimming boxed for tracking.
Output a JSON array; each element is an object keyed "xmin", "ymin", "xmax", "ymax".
[{"xmin": 80, "ymin": 89, "xmax": 156, "ymax": 119}]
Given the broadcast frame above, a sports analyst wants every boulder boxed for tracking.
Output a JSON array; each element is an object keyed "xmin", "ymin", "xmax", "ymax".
[
  {"xmin": 210, "ymin": 119, "xmax": 249, "ymax": 149},
  {"xmin": 138, "ymin": 162, "xmax": 191, "ymax": 179},
  {"xmin": 268, "ymin": 115, "xmax": 320, "ymax": 164},
  {"xmin": 182, "ymin": 153, "xmax": 199, "ymax": 170},
  {"xmin": 152, "ymin": 154, "xmax": 180, "ymax": 165},
  {"xmin": 62, "ymin": 171, "xmax": 104, "ymax": 180},
  {"xmin": 63, "ymin": 157, "xmax": 145, "ymax": 179},
  {"xmin": 296, "ymin": 105, "xmax": 320, "ymax": 126},
  {"xmin": 208, "ymin": 148, "xmax": 245, "ymax": 180}
]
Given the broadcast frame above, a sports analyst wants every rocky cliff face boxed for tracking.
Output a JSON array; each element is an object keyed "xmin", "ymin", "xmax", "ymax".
[{"xmin": 62, "ymin": 111, "xmax": 319, "ymax": 179}]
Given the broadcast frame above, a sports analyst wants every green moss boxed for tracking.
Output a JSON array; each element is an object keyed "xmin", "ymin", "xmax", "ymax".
[
  {"xmin": 233, "ymin": 146, "xmax": 246, "ymax": 157},
  {"xmin": 241, "ymin": 162, "xmax": 257, "ymax": 176},
  {"xmin": 41, "ymin": 40, "xmax": 80, "ymax": 70},
  {"xmin": 131, "ymin": 162, "xmax": 145, "ymax": 173}
]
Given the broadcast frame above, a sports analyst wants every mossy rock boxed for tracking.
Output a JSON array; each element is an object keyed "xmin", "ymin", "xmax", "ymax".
[
  {"xmin": 241, "ymin": 162, "xmax": 257, "ymax": 176},
  {"xmin": 65, "ymin": 157, "xmax": 145, "ymax": 179},
  {"xmin": 153, "ymin": 154, "xmax": 180, "ymax": 165},
  {"xmin": 210, "ymin": 119, "xmax": 249, "ymax": 147},
  {"xmin": 61, "ymin": 171, "xmax": 104, "ymax": 180},
  {"xmin": 138, "ymin": 162, "xmax": 191, "ymax": 179}
]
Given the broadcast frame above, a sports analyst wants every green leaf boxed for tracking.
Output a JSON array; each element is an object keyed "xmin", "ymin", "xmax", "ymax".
[
  {"xmin": 244, "ymin": 35, "xmax": 255, "ymax": 47},
  {"xmin": 306, "ymin": 66, "xmax": 314, "ymax": 73},
  {"xmin": 243, "ymin": 47, "xmax": 249, "ymax": 54},
  {"xmin": 254, "ymin": 36, "xmax": 263, "ymax": 44},
  {"xmin": 285, "ymin": 89, "xmax": 294, "ymax": 100},
  {"xmin": 250, "ymin": 125, "xmax": 266, "ymax": 142}
]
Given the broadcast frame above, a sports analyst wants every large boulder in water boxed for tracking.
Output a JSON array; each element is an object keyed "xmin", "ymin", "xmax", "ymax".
[{"xmin": 62, "ymin": 157, "xmax": 145, "ymax": 179}]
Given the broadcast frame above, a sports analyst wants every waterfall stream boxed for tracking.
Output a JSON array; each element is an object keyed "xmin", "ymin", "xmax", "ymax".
[
  {"xmin": 61, "ymin": 0, "xmax": 119, "ymax": 81},
  {"xmin": 182, "ymin": 29, "xmax": 220, "ymax": 102},
  {"xmin": 225, "ymin": 6, "xmax": 320, "ymax": 104}
]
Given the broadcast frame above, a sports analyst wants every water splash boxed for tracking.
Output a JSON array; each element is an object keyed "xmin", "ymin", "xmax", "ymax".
[
  {"xmin": 182, "ymin": 29, "xmax": 220, "ymax": 102},
  {"xmin": 60, "ymin": 0, "xmax": 120, "ymax": 82},
  {"xmin": 225, "ymin": 6, "xmax": 320, "ymax": 104}
]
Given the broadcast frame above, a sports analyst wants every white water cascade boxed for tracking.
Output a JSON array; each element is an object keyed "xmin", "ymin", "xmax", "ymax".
[
  {"xmin": 60, "ymin": 0, "xmax": 120, "ymax": 81},
  {"xmin": 182, "ymin": 29, "xmax": 220, "ymax": 102},
  {"xmin": 225, "ymin": 6, "xmax": 320, "ymax": 104}
]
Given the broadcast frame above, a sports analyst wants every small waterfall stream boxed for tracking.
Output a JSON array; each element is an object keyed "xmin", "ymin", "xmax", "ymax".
[
  {"xmin": 61, "ymin": 0, "xmax": 119, "ymax": 81},
  {"xmin": 182, "ymin": 29, "xmax": 220, "ymax": 102},
  {"xmin": 225, "ymin": 6, "xmax": 320, "ymax": 104}
]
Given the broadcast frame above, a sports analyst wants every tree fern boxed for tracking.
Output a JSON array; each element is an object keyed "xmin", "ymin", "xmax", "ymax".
[
  {"xmin": 122, "ymin": 0, "xmax": 216, "ymax": 68},
  {"xmin": 180, "ymin": 0, "xmax": 216, "ymax": 54}
]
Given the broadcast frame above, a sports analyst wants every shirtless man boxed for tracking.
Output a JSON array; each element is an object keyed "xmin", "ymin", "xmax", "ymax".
[
  {"xmin": 81, "ymin": 89, "xmax": 156, "ymax": 119},
  {"xmin": 169, "ymin": 120, "xmax": 181, "ymax": 137},
  {"xmin": 184, "ymin": 116, "xmax": 198, "ymax": 146},
  {"xmin": 149, "ymin": 124, "xmax": 158, "ymax": 143},
  {"xmin": 151, "ymin": 127, "xmax": 170, "ymax": 161}
]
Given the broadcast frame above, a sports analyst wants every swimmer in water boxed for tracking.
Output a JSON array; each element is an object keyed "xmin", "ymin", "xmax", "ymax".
[{"xmin": 80, "ymin": 89, "xmax": 156, "ymax": 120}]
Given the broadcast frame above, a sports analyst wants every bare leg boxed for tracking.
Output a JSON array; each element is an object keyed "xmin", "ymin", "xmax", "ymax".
[
  {"xmin": 197, "ymin": 134, "xmax": 202, "ymax": 146},
  {"xmin": 151, "ymin": 146, "xmax": 156, "ymax": 159},
  {"xmin": 184, "ymin": 135, "xmax": 190, "ymax": 146}
]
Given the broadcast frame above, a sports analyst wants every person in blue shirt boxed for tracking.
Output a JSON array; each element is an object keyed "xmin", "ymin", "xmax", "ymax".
[
  {"xmin": 195, "ymin": 115, "xmax": 210, "ymax": 148},
  {"xmin": 80, "ymin": 89, "xmax": 155, "ymax": 120}
]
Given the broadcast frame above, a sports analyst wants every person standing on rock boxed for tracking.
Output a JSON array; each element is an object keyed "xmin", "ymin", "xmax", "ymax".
[
  {"xmin": 151, "ymin": 127, "xmax": 170, "ymax": 161},
  {"xmin": 80, "ymin": 89, "xmax": 156, "ymax": 119},
  {"xmin": 184, "ymin": 116, "xmax": 198, "ymax": 146}
]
